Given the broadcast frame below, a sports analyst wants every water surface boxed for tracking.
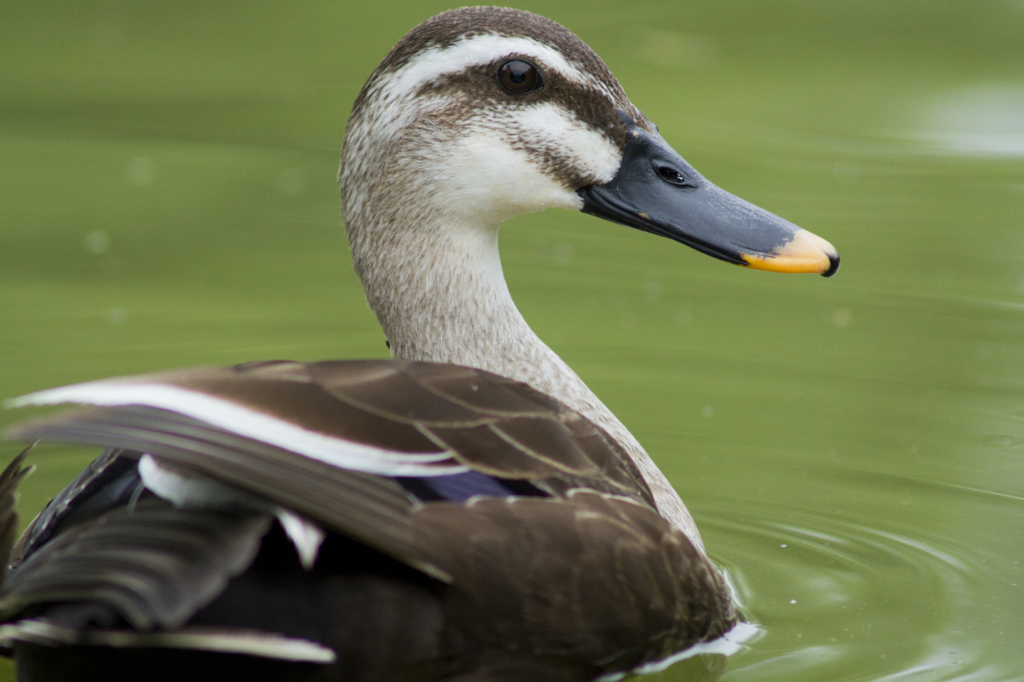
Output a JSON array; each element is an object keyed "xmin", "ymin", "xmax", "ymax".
[{"xmin": 2, "ymin": 1, "xmax": 1023, "ymax": 679}]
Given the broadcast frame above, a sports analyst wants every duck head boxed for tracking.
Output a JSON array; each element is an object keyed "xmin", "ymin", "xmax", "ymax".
[{"xmin": 339, "ymin": 6, "xmax": 838, "ymax": 279}]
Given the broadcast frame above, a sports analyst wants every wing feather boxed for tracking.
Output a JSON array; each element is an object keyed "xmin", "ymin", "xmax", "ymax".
[
  {"xmin": 413, "ymin": 491, "xmax": 736, "ymax": 677},
  {"xmin": 0, "ymin": 360, "xmax": 738, "ymax": 676},
  {"xmin": 0, "ymin": 501, "xmax": 271, "ymax": 631},
  {"xmin": 7, "ymin": 407, "xmax": 433, "ymax": 574},
  {"xmin": 7, "ymin": 360, "xmax": 654, "ymax": 505},
  {"xmin": 3, "ymin": 360, "xmax": 661, "ymax": 588}
]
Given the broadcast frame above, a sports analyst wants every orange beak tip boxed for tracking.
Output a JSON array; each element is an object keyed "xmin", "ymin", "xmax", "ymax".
[{"xmin": 739, "ymin": 229, "xmax": 839, "ymax": 277}]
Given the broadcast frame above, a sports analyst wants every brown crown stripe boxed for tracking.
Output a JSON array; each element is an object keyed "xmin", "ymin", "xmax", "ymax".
[
  {"xmin": 353, "ymin": 7, "xmax": 653, "ymax": 141},
  {"xmin": 358, "ymin": 8, "xmax": 621, "ymax": 100}
]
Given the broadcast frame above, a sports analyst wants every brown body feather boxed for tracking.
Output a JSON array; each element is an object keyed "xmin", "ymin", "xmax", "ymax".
[{"xmin": 1, "ymin": 361, "xmax": 735, "ymax": 681}]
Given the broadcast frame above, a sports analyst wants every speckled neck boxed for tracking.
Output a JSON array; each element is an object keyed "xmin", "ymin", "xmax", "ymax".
[{"xmin": 344, "ymin": 209, "xmax": 703, "ymax": 552}]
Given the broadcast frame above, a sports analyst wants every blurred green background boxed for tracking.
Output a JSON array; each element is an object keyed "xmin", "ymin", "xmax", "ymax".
[{"xmin": 2, "ymin": 0, "xmax": 1024, "ymax": 679}]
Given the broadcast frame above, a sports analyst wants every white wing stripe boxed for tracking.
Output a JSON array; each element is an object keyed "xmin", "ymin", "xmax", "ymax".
[
  {"xmin": 9, "ymin": 381, "xmax": 468, "ymax": 477},
  {"xmin": 0, "ymin": 619, "xmax": 338, "ymax": 663}
]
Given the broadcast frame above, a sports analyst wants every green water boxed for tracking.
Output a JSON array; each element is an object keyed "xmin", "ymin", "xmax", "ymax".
[{"xmin": 2, "ymin": 0, "xmax": 1023, "ymax": 679}]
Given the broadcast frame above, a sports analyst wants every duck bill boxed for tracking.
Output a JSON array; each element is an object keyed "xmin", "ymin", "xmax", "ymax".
[{"xmin": 579, "ymin": 114, "xmax": 839, "ymax": 277}]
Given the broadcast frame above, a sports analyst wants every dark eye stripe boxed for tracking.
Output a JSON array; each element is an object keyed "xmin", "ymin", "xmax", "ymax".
[{"xmin": 498, "ymin": 60, "xmax": 542, "ymax": 94}]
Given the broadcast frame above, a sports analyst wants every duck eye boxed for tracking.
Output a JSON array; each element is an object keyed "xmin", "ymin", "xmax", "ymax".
[{"xmin": 498, "ymin": 60, "xmax": 542, "ymax": 94}]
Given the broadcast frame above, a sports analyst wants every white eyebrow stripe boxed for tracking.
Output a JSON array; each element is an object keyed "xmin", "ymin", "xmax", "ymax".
[
  {"xmin": 9, "ymin": 381, "xmax": 468, "ymax": 477},
  {"xmin": 346, "ymin": 33, "xmax": 621, "ymax": 178},
  {"xmin": 378, "ymin": 33, "xmax": 611, "ymax": 105}
]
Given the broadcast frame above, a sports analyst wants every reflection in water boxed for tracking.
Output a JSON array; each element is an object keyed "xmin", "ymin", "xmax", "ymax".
[{"xmin": 642, "ymin": 652, "xmax": 730, "ymax": 682}]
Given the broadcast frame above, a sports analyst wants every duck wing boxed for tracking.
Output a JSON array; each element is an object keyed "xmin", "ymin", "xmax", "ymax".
[
  {"xmin": 0, "ymin": 360, "xmax": 735, "ymax": 680},
  {"xmin": 10, "ymin": 360, "xmax": 653, "ymax": 497}
]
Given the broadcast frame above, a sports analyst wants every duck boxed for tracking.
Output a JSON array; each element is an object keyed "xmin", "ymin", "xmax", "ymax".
[{"xmin": 0, "ymin": 7, "xmax": 838, "ymax": 682}]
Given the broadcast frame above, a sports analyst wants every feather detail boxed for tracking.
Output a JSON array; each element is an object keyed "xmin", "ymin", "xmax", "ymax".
[
  {"xmin": 275, "ymin": 510, "xmax": 325, "ymax": 571},
  {"xmin": 0, "ymin": 619, "xmax": 337, "ymax": 663}
]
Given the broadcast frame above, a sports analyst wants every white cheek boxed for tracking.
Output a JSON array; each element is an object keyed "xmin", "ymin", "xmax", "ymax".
[
  {"xmin": 437, "ymin": 131, "xmax": 584, "ymax": 224},
  {"xmin": 510, "ymin": 103, "xmax": 620, "ymax": 183}
]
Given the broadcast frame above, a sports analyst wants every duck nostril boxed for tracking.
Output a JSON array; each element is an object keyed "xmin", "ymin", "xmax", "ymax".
[{"xmin": 655, "ymin": 164, "xmax": 693, "ymax": 188}]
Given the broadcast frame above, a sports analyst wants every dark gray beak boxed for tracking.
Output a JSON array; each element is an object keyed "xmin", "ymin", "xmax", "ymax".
[{"xmin": 579, "ymin": 112, "xmax": 839, "ymax": 277}]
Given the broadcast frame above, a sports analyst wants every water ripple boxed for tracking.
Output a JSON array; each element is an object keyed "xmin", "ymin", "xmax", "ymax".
[{"xmin": 681, "ymin": 501, "xmax": 1005, "ymax": 682}]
